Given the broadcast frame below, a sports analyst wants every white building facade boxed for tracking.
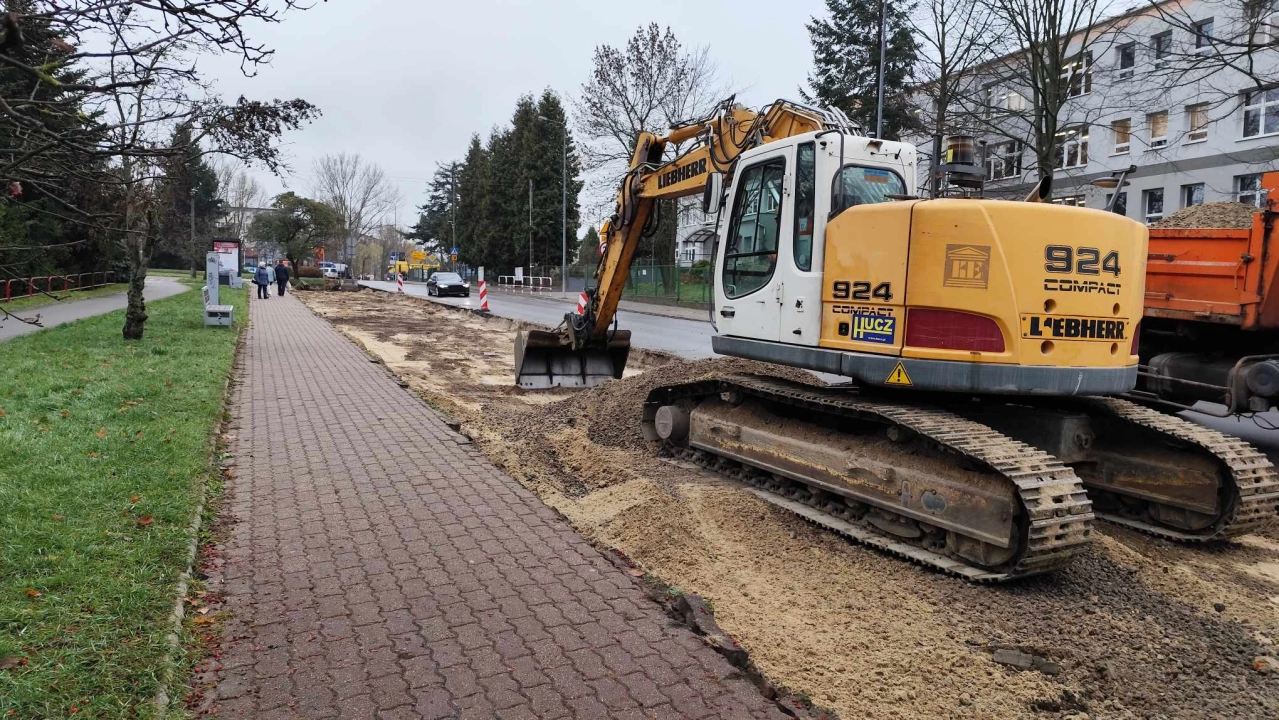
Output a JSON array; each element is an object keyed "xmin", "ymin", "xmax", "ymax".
[
  {"xmin": 910, "ymin": 0, "xmax": 1279, "ymax": 222},
  {"xmin": 675, "ymin": 199, "xmax": 718, "ymax": 266}
]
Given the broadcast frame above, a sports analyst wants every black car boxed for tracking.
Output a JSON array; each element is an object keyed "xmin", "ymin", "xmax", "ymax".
[{"xmin": 427, "ymin": 271, "xmax": 470, "ymax": 297}]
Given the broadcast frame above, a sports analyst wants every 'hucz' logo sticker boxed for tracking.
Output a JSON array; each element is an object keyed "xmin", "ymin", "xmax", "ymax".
[
  {"xmin": 944, "ymin": 244, "xmax": 991, "ymax": 289},
  {"xmin": 847, "ymin": 313, "xmax": 896, "ymax": 344}
]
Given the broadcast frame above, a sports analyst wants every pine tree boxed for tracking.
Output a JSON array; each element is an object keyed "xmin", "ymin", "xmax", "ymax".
[
  {"xmin": 804, "ymin": 0, "xmax": 919, "ymax": 140},
  {"xmin": 577, "ymin": 225, "xmax": 601, "ymax": 267},
  {"xmin": 454, "ymin": 135, "xmax": 489, "ymax": 267},
  {"xmin": 409, "ymin": 162, "xmax": 458, "ymax": 254},
  {"xmin": 157, "ymin": 122, "xmax": 222, "ymax": 276}
]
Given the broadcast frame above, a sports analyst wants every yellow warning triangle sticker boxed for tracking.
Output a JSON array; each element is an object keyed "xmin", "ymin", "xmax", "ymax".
[{"xmin": 884, "ymin": 361, "xmax": 913, "ymax": 386}]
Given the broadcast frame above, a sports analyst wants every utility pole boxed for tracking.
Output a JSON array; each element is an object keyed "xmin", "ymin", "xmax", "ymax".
[
  {"xmin": 560, "ymin": 123, "xmax": 567, "ymax": 294},
  {"xmin": 190, "ymin": 187, "xmax": 197, "ymax": 279},
  {"xmin": 450, "ymin": 163, "xmax": 457, "ymax": 273},
  {"xmin": 529, "ymin": 178, "xmax": 533, "ymax": 274},
  {"xmin": 876, "ymin": 0, "xmax": 886, "ymax": 140},
  {"xmin": 538, "ymin": 113, "xmax": 569, "ymax": 293}
]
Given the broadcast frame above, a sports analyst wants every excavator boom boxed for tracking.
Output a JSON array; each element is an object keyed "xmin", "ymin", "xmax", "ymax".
[{"xmin": 515, "ymin": 98, "xmax": 849, "ymax": 388}]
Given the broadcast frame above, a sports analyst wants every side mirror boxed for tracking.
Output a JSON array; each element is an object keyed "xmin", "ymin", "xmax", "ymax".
[{"xmin": 702, "ymin": 172, "xmax": 723, "ymax": 215}]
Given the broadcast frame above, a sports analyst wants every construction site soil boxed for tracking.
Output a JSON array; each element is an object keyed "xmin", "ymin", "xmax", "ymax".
[
  {"xmin": 1150, "ymin": 202, "xmax": 1258, "ymax": 229},
  {"xmin": 300, "ymin": 289, "xmax": 1279, "ymax": 719}
]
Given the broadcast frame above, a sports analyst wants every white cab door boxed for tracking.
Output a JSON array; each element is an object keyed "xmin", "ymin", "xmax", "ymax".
[{"xmin": 715, "ymin": 150, "xmax": 789, "ymax": 342}]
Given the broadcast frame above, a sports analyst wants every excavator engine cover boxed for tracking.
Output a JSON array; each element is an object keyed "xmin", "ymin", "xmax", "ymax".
[{"xmin": 514, "ymin": 329, "xmax": 632, "ymax": 389}]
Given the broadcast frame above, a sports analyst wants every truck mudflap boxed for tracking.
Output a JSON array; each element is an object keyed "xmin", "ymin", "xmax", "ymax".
[{"xmin": 514, "ymin": 329, "xmax": 632, "ymax": 389}]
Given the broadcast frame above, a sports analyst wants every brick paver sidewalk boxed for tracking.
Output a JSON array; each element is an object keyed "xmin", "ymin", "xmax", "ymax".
[{"xmin": 209, "ymin": 293, "xmax": 784, "ymax": 719}]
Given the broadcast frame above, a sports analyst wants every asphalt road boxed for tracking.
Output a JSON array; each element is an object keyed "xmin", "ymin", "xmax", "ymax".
[
  {"xmin": 0, "ymin": 276, "xmax": 189, "ymax": 342},
  {"xmin": 361, "ymin": 280, "xmax": 717, "ymax": 359},
  {"xmin": 361, "ymin": 280, "xmax": 1279, "ymax": 454}
]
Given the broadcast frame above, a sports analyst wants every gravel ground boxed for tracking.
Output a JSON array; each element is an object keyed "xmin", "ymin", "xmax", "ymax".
[
  {"xmin": 300, "ymin": 290, "xmax": 1279, "ymax": 719},
  {"xmin": 1151, "ymin": 202, "xmax": 1257, "ymax": 229}
]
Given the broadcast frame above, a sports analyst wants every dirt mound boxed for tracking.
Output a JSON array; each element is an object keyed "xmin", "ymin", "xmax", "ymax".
[
  {"xmin": 1152, "ymin": 202, "xmax": 1257, "ymax": 229},
  {"xmin": 531, "ymin": 356, "xmax": 819, "ymax": 452}
]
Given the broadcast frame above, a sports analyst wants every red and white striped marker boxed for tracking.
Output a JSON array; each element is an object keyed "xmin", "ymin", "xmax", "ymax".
[
  {"xmin": 575, "ymin": 291, "xmax": 589, "ymax": 315},
  {"xmin": 397, "ymin": 273, "xmax": 404, "ymax": 293},
  {"xmin": 478, "ymin": 280, "xmax": 489, "ymax": 311}
]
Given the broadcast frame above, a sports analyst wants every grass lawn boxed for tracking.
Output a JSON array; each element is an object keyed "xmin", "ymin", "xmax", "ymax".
[
  {"xmin": 0, "ymin": 284, "xmax": 246, "ymax": 718},
  {"xmin": 2, "ymin": 283, "xmax": 129, "ymax": 313}
]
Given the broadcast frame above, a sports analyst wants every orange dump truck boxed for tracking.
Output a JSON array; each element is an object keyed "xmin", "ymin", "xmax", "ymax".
[{"xmin": 1139, "ymin": 172, "xmax": 1279, "ymax": 414}]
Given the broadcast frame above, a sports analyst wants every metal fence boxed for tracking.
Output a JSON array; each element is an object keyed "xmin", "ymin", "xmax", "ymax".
[
  {"xmin": 514, "ymin": 263, "xmax": 713, "ymax": 305},
  {"xmin": 2, "ymin": 271, "xmax": 116, "ymax": 302}
]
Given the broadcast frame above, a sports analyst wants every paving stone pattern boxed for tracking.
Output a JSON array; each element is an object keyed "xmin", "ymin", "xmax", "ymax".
[{"xmin": 211, "ymin": 293, "xmax": 785, "ymax": 719}]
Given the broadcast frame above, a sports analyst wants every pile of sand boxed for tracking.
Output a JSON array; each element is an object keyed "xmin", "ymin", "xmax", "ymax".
[{"xmin": 1152, "ymin": 202, "xmax": 1257, "ymax": 229}]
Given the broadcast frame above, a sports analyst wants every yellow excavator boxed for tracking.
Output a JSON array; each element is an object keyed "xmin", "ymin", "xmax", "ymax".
[{"xmin": 514, "ymin": 97, "xmax": 1279, "ymax": 580}]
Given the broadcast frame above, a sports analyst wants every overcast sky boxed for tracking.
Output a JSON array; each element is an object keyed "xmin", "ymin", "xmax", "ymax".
[{"xmin": 205, "ymin": 0, "xmax": 829, "ymax": 231}]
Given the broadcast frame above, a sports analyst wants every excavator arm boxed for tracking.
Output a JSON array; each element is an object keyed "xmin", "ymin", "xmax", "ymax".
[{"xmin": 514, "ymin": 98, "xmax": 848, "ymax": 388}]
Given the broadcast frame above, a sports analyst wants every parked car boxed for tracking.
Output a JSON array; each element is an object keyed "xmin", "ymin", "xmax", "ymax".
[{"xmin": 427, "ymin": 272, "xmax": 470, "ymax": 297}]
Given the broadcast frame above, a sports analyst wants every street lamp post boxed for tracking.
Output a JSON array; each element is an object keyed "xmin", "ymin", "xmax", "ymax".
[{"xmin": 538, "ymin": 114, "xmax": 568, "ymax": 293}]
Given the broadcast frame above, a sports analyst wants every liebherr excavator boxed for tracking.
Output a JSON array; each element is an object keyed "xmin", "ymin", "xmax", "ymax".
[{"xmin": 514, "ymin": 97, "xmax": 1279, "ymax": 580}]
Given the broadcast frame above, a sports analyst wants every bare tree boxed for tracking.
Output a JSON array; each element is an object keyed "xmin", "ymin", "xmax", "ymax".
[
  {"xmin": 1140, "ymin": 0, "xmax": 1279, "ymax": 94},
  {"xmin": 308, "ymin": 152, "xmax": 399, "ymax": 271},
  {"xmin": 969, "ymin": 0, "xmax": 1118, "ymax": 181},
  {"xmin": 212, "ymin": 157, "xmax": 267, "ymax": 241},
  {"xmin": 0, "ymin": 1, "xmax": 319, "ymax": 336},
  {"xmin": 572, "ymin": 24, "xmax": 725, "ymax": 213},
  {"xmin": 913, "ymin": 0, "xmax": 999, "ymax": 139}
]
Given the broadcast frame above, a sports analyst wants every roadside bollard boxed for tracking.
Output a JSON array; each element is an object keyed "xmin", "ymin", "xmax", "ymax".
[
  {"xmin": 576, "ymin": 291, "xmax": 589, "ymax": 315},
  {"xmin": 479, "ymin": 281, "xmax": 489, "ymax": 312},
  {"xmin": 397, "ymin": 273, "xmax": 404, "ymax": 293}
]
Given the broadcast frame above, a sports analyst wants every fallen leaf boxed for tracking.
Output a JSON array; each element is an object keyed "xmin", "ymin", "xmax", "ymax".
[
  {"xmin": 24, "ymin": 589, "xmax": 40, "ymax": 598},
  {"xmin": 60, "ymin": 410, "xmax": 68, "ymax": 418},
  {"xmin": 193, "ymin": 617, "xmax": 215, "ymax": 625},
  {"xmin": 135, "ymin": 515, "xmax": 153, "ymax": 528},
  {"xmin": 198, "ymin": 607, "xmax": 210, "ymax": 615},
  {"xmin": 52, "ymin": 514, "xmax": 65, "ymax": 522},
  {"xmin": 129, "ymin": 495, "xmax": 140, "ymax": 504},
  {"xmin": 162, "ymin": 437, "xmax": 171, "ymax": 444},
  {"xmin": 0, "ymin": 656, "xmax": 21, "ymax": 670},
  {"xmin": 87, "ymin": 452, "xmax": 100, "ymax": 458},
  {"xmin": 134, "ymin": 430, "xmax": 143, "ymax": 438},
  {"xmin": 95, "ymin": 428, "xmax": 107, "ymax": 438},
  {"xmin": 0, "ymin": 409, "xmax": 6, "ymax": 417}
]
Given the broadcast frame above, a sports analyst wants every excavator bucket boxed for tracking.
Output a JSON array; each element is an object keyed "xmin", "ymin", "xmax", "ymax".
[{"xmin": 514, "ymin": 329, "xmax": 632, "ymax": 389}]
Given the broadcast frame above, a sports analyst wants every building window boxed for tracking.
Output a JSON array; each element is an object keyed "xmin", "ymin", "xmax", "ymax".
[
  {"xmin": 1185, "ymin": 103, "xmax": 1209, "ymax": 142},
  {"xmin": 1182, "ymin": 183, "xmax": 1205, "ymax": 207},
  {"xmin": 1107, "ymin": 191, "xmax": 1128, "ymax": 216},
  {"xmin": 1061, "ymin": 52, "xmax": 1092, "ymax": 98},
  {"xmin": 1112, "ymin": 118, "xmax": 1131, "ymax": 153},
  {"xmin": 1243, "ymin": 88, "xmax": 1279, "ymax": 137},
  {"xmin": 1236, "ymin": 173, "xmax": 1267, "ymax": 206},
  {"xmin": 1051, "ymin": 195, "xmax": 1087, "ymax": 207},
  {"xmin": 1144, "ymin": 188, "xmax": 1165, "ymax": 223},
  {"xmin": 1055, "ymin": 126, "xmax": 1088, "ymax": 168},
  {"xmin": 1147, "ymin": 111, "xmax": 1169, "ymax": 148},
  {"xmin": 985, "ymin": 140, "xmax": 1022, "ymax": 180},
  {"xmin": 1153, "ymin": 31, "xmax": 1172, "ymax": 66},
  {"xmin": 1195, "ymin": 18, "xmax": 1215, "ymax": 52},
  {"xmin": 1117, "ymin": 43, "xmax": 1135, "ymax": 80}
]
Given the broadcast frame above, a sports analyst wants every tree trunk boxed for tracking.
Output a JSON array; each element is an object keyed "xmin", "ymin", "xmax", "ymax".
[{"xmin": 123, "ymin": 243, "xmax": 148, "ymax": 340}]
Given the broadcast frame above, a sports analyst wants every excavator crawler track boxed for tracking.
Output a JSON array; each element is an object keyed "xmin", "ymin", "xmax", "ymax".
[
  {"xmin": 1078, "ymin": 397, "xmax": 1279, "ymax": 541},
  {"xmin": 644, "ymin": 375, "xmax": 1094, "ymax": 581}
]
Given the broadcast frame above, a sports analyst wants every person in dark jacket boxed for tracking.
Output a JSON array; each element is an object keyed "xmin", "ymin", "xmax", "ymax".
[
  {"xmin": 274, "ymin": 260, "xmax": 290, "ymax": 296},
  {"xmin": 253, "ymin": 262, "xmax": 270, "ymax": 299}
]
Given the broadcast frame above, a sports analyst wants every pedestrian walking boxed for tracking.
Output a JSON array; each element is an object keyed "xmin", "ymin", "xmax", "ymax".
[
  {"xmin": 254, "ymin": 262, "xmax": 270, "ymax": 300},
  {"xmin": 274, "ymin": 259, "xmax": 290, "ymax": 296}
]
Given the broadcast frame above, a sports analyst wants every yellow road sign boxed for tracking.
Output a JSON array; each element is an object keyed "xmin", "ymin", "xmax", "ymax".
[{"xmin": 884, "ymin": 361, "xmax": 913, "ymax": 386}]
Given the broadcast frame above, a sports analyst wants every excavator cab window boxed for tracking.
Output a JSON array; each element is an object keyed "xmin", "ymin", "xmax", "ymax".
[
  {"xmin": 794, "ymin": 143, "xmax": 816, "ymax": 272},
  {"xmin": 830, "ymin": 165, "xmax": 906, "ymax": 216},
  {"xmin": 723, "ymin": 158, "xmax": 786, "ymax": 299}
]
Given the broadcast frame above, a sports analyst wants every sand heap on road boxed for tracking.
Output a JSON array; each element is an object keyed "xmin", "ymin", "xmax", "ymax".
[
  {"xmin": 299, "ymin": 289, "xmax": 1279, "ymax": 720},
  {"xmin": 1151, "ymin": 202, "xmax": 1257, "ymax": 229}
]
